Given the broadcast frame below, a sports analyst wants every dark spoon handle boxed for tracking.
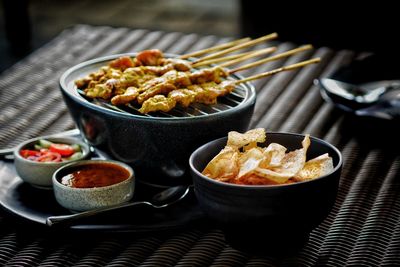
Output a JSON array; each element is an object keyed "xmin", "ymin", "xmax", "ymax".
[
  {"xmin": 0, "ymin": 148, "xmax": 14, "ymax": 156},
  {"xmin": 46, "ymin": 201, "xmax": 152, "ymax": 226},
  {"xmin": 47, "ymin": 185, "xmax": 191, "ymax": 227}
]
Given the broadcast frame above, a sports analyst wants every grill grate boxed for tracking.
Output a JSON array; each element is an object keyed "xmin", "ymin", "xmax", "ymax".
[{"xmin": 77, "ymin": 83, "xmax": 247, "ymax": 118}]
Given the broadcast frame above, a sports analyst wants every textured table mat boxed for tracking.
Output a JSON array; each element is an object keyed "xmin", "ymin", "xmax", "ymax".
[{"xmin": 0, "ymin": 25, "xmax": 399, "ymax": 266}]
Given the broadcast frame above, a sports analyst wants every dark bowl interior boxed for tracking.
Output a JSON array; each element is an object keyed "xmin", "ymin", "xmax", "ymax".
[
  {"xmin": 59, "ymin": 53, "xmax": 256, "ymax": 186},
  {"xmin": 189, "ymin": 132, "xmax": 342, "ymax": 253}
]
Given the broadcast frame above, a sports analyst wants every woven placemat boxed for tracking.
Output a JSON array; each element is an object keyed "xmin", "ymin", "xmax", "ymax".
[{"xmin": 0, "ymin": 25, "xmax": 399, "ymax": 266}]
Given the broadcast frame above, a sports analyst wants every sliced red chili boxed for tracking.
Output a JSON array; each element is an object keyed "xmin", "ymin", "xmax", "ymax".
[{"xmin": 20, "ymin": 149, "xmax": 40, "ymax": 158}]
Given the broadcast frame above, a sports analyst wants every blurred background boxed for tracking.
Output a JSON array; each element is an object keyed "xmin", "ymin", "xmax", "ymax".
[
  {"xmin": 1, "ymin": 0, "xmax": 399, "ymax": 74},
  {"xmin": 0, "ymin": 0, "xmax": 240, "ymax": 73}
]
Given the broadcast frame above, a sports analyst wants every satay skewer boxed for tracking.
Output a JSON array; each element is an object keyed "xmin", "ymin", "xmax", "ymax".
[
  {"xmin": 139, "ymin": 58, "xmax": 321, "ymax": 113},
  {"xmin": 193, "ymin": 44, "xmax": 310, "ymax": 70},
  {"xmin": 138, "ymin": 58, "xmax": 320, "ymax": 113},
  {"xmin": 131, "ymin": 56, "xmax": 319, "ymax": 105},
  {"xmin": 229, "ymin": 45, "xmax": 313, "ymax": 73},
  {"xmin": 190, "ymin": 52, "xmax": 253, "ymax": 68},
  {"xmin": 233, "ymin": 58, "xmax": 321, "ymax": 84},
  {"xmin": 179, "ymin": 37, "xmax": 251, "ymax": 59},
  {"xmin": 192, "ymin": 47, "xmax": 277, "ymax": 68},
  {"xmin": 192, "ymin": 33, "xmax": 278, "ymax": 63}
]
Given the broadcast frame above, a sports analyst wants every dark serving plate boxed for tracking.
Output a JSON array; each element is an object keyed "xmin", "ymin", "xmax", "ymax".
[{"xmin": 0, "ymin": 131, "xmax": 204, "ymax": 232}]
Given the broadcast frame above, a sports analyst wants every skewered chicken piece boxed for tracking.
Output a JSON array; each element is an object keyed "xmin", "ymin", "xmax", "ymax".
[
  {"xmin": 135, "ymin": 49, "xmax": 193, "ymax": 71},
  {"xmin": 112, "ymin": 68, "xmax": 188, "ymax": 103},
  {"xmin": 168, "ymin": 89, "xmax": 196, "ymax": 107},
  {"xmin": 79, "ymin": 55, "xmax": 192, "ymax": 99},
  {"xmin": 138, "ymin": 95, "xmax": 177, "ymax": 114},
  {"xmin": 136, "ymin": 49, "xmax": 164, "ymax": 66},
  {"xmin": 82, "ymin": 67, "xmax": 155, "ymax": 99},
  {"xmin": 189, "ymin": 80, "xmax": 235, "ymax": 105},
  {"xmin": 185, "ymin": 84, "xmax": 220, "ymax": 105},
  {"xmin": 83, "ymin": 72, "xmax": 123, "ymax": 99},
  {"xmin": 136, "ymin": 66, "xmax": 229, "ymax": 104},
  {"xmin": 98, "ymin": 65, "xmax": 229, "ymax": 105},
  {"xmin": 139, "ymin": 80, "xmax": 236, "ymax": 114},
  {"xmin": 80, "ymin": 65, "xmax": 188, "ymax": 98},
  {"xmin": 111, "ymin": 86, "xmax": 140, "ymax": 105},
  {"xmin": 137, "ymin": 70, "xmax": 191, "ymax": 104},
  {"xmin": 190, "ymin": 66, "xmax": 229, "ymax": 84}
]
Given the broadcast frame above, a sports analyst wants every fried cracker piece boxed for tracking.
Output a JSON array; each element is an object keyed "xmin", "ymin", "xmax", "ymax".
[
  {"xmin": 271, "ymin": 134, "xmax": 310, "ymax": 175},
  {"xmin": 253, "ymin": 167, "xmax": 294, "ymax": 184},
  {"xmin": 237, "ymin": 147, "xmax": 265, "ymax": 178},
  {"xmin": 202, "ymin": 146, "xmax": 240, "ymax": 181},
  {"xmin": 261, "ymin": 143, "xmax": 287, "ymax": 168},
  {"xmin": 294, "ymin": 153, "xmax": 334, "ymax": 182},
  {"xmin": 227, "ymin": 128, "xmax": 266, "ymax": 148}
]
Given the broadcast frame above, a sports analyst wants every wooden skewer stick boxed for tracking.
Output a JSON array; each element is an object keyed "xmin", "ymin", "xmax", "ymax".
[
  {"xmin": 234, "ymin": 58, "xmax": 321, "ymax": 84},
  {"xmin": 192, "ymin": 33, "xmax": 278, "ymax": 63},
  {"xmin": 229, "ymin": 45, "xmax": 313, "ymax": 74},
  {"xmin": 191, "ymin": 51, "xmax": 253, "ymax": 68},
  {"xmin": 192, "ymin": 47, "xmax": 276, "ymax": 68},
  {"xmin": 179, "ymin": 37, "xmax": 251, "ymax": 59},
  {"xmin": 218, "ymin": 47, "xmax": 277, "ymax": 68}
]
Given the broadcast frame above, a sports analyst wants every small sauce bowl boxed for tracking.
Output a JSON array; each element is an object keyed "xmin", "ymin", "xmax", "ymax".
[
  {"xmin": 52, "ymin": 159, "xmax": 135, "ymax": 212},
  {"xmin": 14, "ymin": 137, "xmax": 90, "ymax": 189}
]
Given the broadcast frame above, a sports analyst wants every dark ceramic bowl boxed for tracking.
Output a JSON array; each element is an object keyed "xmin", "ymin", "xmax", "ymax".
[
  {"xmin": 189, "ymin": 132, "xmax": 342, "ymax": 253},
  {"xmin": 60, "ymin": 53, "xmax": 256, "ymax": 186}
]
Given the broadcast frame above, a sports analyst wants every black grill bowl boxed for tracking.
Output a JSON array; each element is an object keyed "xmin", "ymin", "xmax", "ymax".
[
  {"xmin": 189, "ymin": 132, "xmax": 343, "ymax": 255},
  {"xmin": 59, "ymin": 54, "xmax": 256, "ymax": 186}
]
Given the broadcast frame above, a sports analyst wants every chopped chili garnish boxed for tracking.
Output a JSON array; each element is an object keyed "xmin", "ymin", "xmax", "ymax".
[
  {"xmin": 20, "ymin": 150, "xmax": 40, "ymax": 158},
  {"xmin": 20, "ymin": 139, "xmax": 82, "ymax": 163}
]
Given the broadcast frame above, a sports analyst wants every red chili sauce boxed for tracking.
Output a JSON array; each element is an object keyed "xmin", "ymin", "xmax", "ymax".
[{"xmin": 60, "ymin": 163, "xmax": 130, "ymax": 188}]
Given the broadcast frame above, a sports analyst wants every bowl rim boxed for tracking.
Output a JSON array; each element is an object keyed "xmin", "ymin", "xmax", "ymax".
[
  {"xmin": 59, "ymin": 53, "xmax": 257, "ymax": 121},
  {"xmin": 52, "ymin": 159, "xmax": 134, "ymax": 191},
  {"xmin": 189, "ymin": 131, "xmax": 343, "ymax": 189},
  {"xmin": 14, "ymin": 136, "xmax": 90, "ymax": 166}
]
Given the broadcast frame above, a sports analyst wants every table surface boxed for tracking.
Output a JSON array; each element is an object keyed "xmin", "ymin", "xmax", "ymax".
[{"xmin": 0, "ymin": 25, "xmax": 399, "ymax": 266}]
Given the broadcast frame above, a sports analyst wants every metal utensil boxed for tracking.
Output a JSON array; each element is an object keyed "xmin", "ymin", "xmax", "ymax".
[
  {"xmin": 319, "ymin": 78, "xmax": 400, "ymax": 105},
  {"xmin": 355, "ymin": 89, "xmax": 400, "ymax": 120},
  {"xmin": 46, "ymin": 185, "xmax": 191, "ymax": 226}
]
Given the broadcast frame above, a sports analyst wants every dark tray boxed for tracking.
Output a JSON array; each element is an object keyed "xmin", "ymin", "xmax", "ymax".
[{"xmin": 0, "ymin": 131, "xmax": 204, "ymax": 232}]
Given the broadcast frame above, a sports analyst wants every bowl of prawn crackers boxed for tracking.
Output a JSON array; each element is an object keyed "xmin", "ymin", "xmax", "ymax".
[
  {"xmin": 189, "ymin": 128, "xmax": 342, "ymax": 253},
  {"xmin": 59, "ymin": 50, "xmax": 256, "ymax": 185}
]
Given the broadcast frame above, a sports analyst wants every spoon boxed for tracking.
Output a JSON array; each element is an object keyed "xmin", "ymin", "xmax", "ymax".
[
  {"xmin": 46, "ymin": 185, "xmax": 192, "ymax": 226},
  {"xmin": 355, "ymin": 89, "xmax": 400, "ymax": 120},
  {"xmin": 318, "ymin": 78, "xmax": 400, "ymax": 110}
]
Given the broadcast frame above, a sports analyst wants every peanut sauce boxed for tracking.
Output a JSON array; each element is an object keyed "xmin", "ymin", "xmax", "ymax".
[{"xmin": 60, "ymin": 163, "xmax": 130, "ymax": 188}]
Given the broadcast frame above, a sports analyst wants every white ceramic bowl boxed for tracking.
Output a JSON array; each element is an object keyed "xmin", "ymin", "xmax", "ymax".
[
  {"xmin": 14, "ymin": 136, "xmax": 90, "ymax": 189},
  {"xmin": 52, "ymin": 159, "xmax": 135, "ymax": 212}
]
